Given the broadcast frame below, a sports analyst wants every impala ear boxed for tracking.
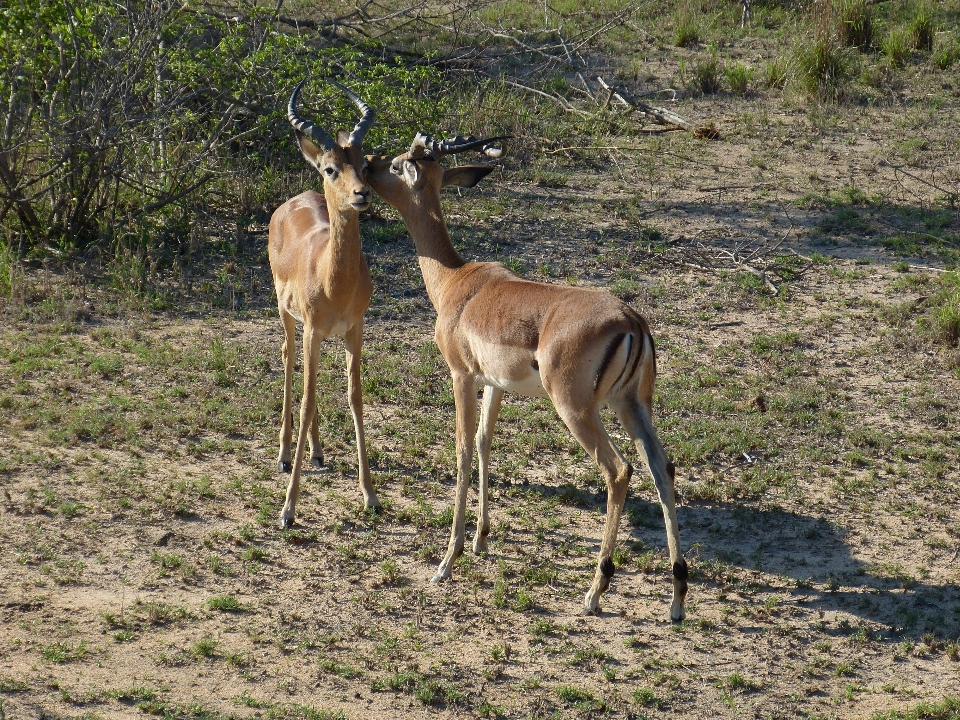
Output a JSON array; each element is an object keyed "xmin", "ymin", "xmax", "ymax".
[
  {"xmin": 441, "ymin": 165, "xmax": 495, "ymax": 189},
  {"xmin": 295, "ymin": 130, "xmax": 324, "ymax": 170},
  {"xmin": 400, "ymin": 159, "xmax": 420, "ymax": 187}
]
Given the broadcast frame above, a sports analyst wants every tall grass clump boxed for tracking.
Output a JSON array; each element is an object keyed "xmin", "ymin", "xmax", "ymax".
[
  {"xmin": 909, "ymin": 3, "xmax": 934, "ymax": 52},
  {"xmin": 791, "ymin": 27, "xmax": 853, "ymax": 101},
  {"xmin": 0, "ymin": 241, "xmax": 14, "ymax": 299},
  {"xmin": 932, "ymin": 271, "xmax": 960, "ymax": 348},
  {"xmin": 726, "ymin": 61, "xmax": 754, "ymax": 95},
  {"xmin": 693, "ymin": 47, "xmax": 722, "ymax": 94},
  {"xmin": 835, "ymin": 0, "xmax": 872, "ymax": 50},
  {"xmin": 882, "ymin": 26, "xmax": 912, "ymax": 67},
  {"xmin": 933, "ymin": 37, "xmax": 960, "ymax": 70},
  {"xmin": 833, "ymin": 0, "xmax": 873, "ymax": 50},
  {"xmin": 762, "ymin": 56, "xmax": 790, "ymax": 89},
  {"xmin": 674, "ymin": 0, "xmax": 701, "ymax": 47}
]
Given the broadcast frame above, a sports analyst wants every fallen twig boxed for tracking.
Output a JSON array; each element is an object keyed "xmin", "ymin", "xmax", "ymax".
[
  {"xmin": 882, "ymin": 159, "xmax": 958, "ymax": 205},
  {"xmin": 737, "ymin": 263, "xmax": 779, "ymax": 295},
  {"xmin": 595, "ymin": 76, "xmax": 720, "ymax": 139},
  {"xmin": 501, "ymin": 79, "xmax": 589, "ymax": 117},
  {"xmin": 543, "ymin": 144, "xmax": 647, "ymax": 155}
]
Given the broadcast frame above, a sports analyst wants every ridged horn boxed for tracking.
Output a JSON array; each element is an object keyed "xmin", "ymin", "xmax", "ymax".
[
  {"xmin": 409, "ymin": 132, "xmax": 512, "ymax": 158},
  {"xmin": 327, "ymin": 79, "xmax": 376, "ymax": 147},
  {"xmin": 287, "ymin": 79, "xmax": 337, "ymax": 152}
]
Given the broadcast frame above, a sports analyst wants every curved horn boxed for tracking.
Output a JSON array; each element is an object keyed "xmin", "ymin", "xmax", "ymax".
[
  {"xmin": 410, "ymin": 132, "xmax": 512, "ymax": 157},
  {"xmin": 328, "ymin": 79, "xmax": 375, "ymax": 147},
  {"xmin": 287, "ymin": 79, "xmax": 337, "ymax": 152}
]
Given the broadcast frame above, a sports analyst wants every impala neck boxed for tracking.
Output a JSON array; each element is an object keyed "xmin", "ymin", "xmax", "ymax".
[
  {"xmin": 324, "ymin": 205, "xmax": 363, "ymax": 290},
  {"xmin": 406, "ymin": 192, "xmax": 466, "ymax": 310}
]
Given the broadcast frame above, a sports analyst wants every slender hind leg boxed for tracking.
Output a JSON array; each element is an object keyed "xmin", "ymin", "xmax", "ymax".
[
  {"xmin": 554, "ymin": 402, "xmax": 632, "ymax": 615},
  {"xmin": 277, "ymin": 309, "xmax": 296, "ymax": 473},
  {"xmin": 473, "ymin": 385, "xmax": 503, "ymax": 554},
  {"xmin": 344, "ymin": 321, "xmax": 379, "ymax": 511},
  {"xmin": 614, "ymin": 399, "xmax": 687, "ymax": 623}
]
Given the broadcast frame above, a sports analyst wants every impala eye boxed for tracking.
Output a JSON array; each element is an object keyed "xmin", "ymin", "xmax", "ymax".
[{"xmin": 324, "ymin": 167, "xmax": 336, "ymax": 177}]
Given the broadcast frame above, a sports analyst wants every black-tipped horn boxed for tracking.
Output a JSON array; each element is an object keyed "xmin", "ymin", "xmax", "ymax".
[
  {"xmin": 410, "ymin": 132, "xmax": 512, "ymax": 157},
  {"xmin": 287, "ymin": 79, "xmax": 337, "ymax": 152},
  {"xmin": 328, "ymin": 79, "xmax": 376, "ymax": 147}
]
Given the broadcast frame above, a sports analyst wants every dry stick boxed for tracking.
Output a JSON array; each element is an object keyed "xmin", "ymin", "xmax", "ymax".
[
  {"xmin": 737, "ymin": 263, "xmax": 779, "ymax": 295},
  {"xmin": 907, "ymin": 264, "xmax": 949, "ymax": 273},
  {"xmin": 900, "ymin": 230, "xmax": 960, "ymax": 249},
  {"xmin": 743, "ymin": 224, "xmax": 794, "ymax": 263},
  {"xmin": 500, "ymin": 79, "xmax": 589, "ymax": 117},
  {"xmin": 883, "ymin": 159, "xmax": 958, "ymax": 203},
  {"xmin": 543, "ymin": 144, "xmax": 645, "ymax": 155},
  {"xmin": 483, "ymin": 29, "xmax": 568, "ymax": 63},
  {"xmin": 129, "ymin": 173, "xmax": 215, "ymax": 220},
  {"xmin": 557, "ymin": 29, "xmax": 594, "ymax": 100},
  {"xmin": 595, "ymin": 76, "xmax": 719, "ymax": 139}
]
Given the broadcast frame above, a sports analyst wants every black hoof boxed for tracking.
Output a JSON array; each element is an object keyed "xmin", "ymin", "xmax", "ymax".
[
  {"xmin": 310, "ymin": 456, "xmax": 324, "ymax": 468},
  {"xmin": 278, "ymin": 461, "xmax": 292, "ymax": 473}
]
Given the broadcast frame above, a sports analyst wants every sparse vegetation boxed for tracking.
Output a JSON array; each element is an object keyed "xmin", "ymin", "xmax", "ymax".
[{"xmin": 1, "ymin": 0, "xmax": 958, "ymax": 717}]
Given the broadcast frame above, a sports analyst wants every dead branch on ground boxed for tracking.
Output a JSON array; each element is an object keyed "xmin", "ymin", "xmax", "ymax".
[{"xmin": 595, "ymin": 77, "xmax": 719, "ymax": 139}]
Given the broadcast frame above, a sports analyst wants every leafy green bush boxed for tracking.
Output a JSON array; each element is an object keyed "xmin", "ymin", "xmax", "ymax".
[{"xmin": 0, "ymin": 0, "xmax": 443, "ymax": 258}]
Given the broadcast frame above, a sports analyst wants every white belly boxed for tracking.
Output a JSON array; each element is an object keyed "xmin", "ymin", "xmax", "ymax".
[{"xmin": 477, "ymin": 369, "xmax": 547, "ymax": 397}]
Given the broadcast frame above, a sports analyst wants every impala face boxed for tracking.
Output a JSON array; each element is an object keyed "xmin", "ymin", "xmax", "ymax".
[{"xmin": 299, "ymin": 137, "xmax": 372, "ymax": 214}]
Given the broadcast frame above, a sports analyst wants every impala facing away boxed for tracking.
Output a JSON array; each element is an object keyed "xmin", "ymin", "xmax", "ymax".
[
  {"xmin": 269, "ymin": 79, "xmax": 380, "ymax": 527},
  {"xmin": 364, "ymin": 133, "xmax": 688, "ymax": 620}
]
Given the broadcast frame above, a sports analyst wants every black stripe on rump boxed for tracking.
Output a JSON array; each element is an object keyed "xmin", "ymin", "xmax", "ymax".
[
  {"xmin": 620, "ymin": 330, "xmax": 646, "ymax": 388},
  {"xmin": 594, "ymin": 333, "xmax": 626, "ymax": 392}
]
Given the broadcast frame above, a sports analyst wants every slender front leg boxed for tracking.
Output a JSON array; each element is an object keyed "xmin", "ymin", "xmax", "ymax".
[
  {"xmin": 277, "ymin": 309, "xmax": 297, "ymax": 473},
  {"xmin": 280, "ymin": 324, "xmax": 322, "ymax": 528},
  {"xmin": 585, "ymin": 455, "xmax": 631, "ymax": 615},
  {"xmin": 432, "ymin": 373, "xmax": 477, "ymax": 582},
  {"xmin": 473, "ymin": 385, "xmax": 503, "ymax": 554},
  {"xmin": 344, "ymin": 321, "xmax": 379, "ymax": 511},
  {"xmin": 308, "ymin": 395, "xmax": 324, "ymax": 469}
]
